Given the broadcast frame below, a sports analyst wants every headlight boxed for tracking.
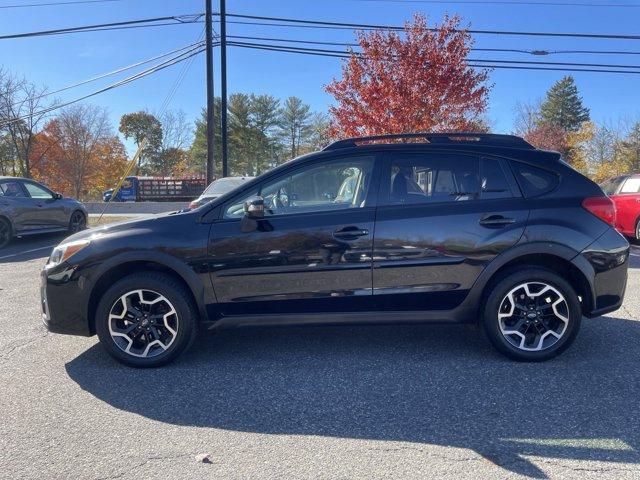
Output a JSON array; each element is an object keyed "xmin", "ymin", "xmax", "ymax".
[{"xmin": 46, "ymin": 239, "xmax": 90, "ymax": 269}]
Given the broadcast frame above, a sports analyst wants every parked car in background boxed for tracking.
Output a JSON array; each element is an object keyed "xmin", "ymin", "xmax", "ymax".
[
  {"xmin": 187, "ymin": 176, "xmax": 254, "ymax": 210},
  {"xmin": 103, "ymin": 176, "xmax": 207, "ymax": 202},
  {"xmin": 600, "ymin": 174, "xmax": 640, "ymax": 240},
  {"xmin": 42, "ymin": 133, "xmax": 629, "ymax": 367},
  {"xmin": 0, "ymin": 177, "xmax": 87, "ymax": 249}
]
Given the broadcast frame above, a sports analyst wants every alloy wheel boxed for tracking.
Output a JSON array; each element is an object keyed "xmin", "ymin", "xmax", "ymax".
[
  {"xmin": 70, "ymin": 212, "xmax": 86, "ymax": 233},
  {"xmin": 108, "ymin": 289, "xmax": 179, "ymax": 358},
  {"xmin": 497, "ymin": 282, "xmax": 569, "ymax": 352}
]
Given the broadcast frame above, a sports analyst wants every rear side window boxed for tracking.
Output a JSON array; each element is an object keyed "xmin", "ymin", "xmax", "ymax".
[
  {"xmin": 481, "ymin": 158, "xmax": 513, "ymax": 200},
  {"xmin": 0, "ymin": 180, "xmax": 26, "ymax": 197},
  {"xmin": 386, "ymin": 153, "xmax": 480, "ymax": 205},
  {"xmin": 511, "ymin": 161, "xmax": 559, "ymax": 197},
  {"xmin": 620, "ymin": 177, "xmax": 640, "ymax": 194}
]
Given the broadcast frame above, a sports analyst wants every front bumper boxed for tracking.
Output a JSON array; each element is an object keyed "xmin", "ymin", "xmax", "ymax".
[{"xmin": 41, "ymin": 266, "xmax": 93, "ymax": 336}]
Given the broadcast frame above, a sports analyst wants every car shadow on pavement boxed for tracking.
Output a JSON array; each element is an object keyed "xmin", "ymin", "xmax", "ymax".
[{"xmin": 65, "ymin": 314, "xmax": 640, "ymax": 478}]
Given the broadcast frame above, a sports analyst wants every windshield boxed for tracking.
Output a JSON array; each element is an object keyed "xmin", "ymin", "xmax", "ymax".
[{"xmin": 203, "ymin": 177, "xmax": 249, "ymax": 196}]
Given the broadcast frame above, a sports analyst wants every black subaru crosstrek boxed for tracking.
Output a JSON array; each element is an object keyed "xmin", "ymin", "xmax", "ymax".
[{"xmin": 41, "ymin": 133, "xmax": 629, "ymax": 367}]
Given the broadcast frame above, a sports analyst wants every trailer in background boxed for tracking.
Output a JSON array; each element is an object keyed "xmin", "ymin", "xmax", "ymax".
[{"xmin": 103, "ymin": 176, "xmax": 207, "ymax": 202}]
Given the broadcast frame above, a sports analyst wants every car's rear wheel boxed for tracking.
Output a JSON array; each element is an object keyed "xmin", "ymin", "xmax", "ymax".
[
  {"xmin": 95, "ymin": 273, "xmax": 198, "ymax": 367},
  {"xmin": 68, "ymin": 210, "xmax": 86, "ymax": 233},
  {"xmin": 0, "ymin": 218, "xmax": 12, "ymax": 249},
  {"xmin": 482, "ymin": 268, "xmax": 581, "ymax": 362},
  {"xmin": 634, "ymin": 217, "xmax": 640, "ymax": 241}
]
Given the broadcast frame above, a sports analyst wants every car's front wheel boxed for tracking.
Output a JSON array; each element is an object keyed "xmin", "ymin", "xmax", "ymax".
[
  {"xmin": 482, "ymin": 268, "xmax": 581, "ymax": 362},
  {"xmin": 95, "ymin": 273, "xmax": 198, "ymax": 367},
  {"xmin": 68, "ymin": 210, "xmax": 86, "ymax": 234}
]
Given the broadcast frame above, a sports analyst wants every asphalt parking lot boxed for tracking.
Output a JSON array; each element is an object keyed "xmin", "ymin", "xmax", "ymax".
[{"xmin": 1, "ymin": 235, "xmax": 639, "ymax": 480}]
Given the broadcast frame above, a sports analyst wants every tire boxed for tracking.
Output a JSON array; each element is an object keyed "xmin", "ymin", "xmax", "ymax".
[
  {"xmin": 0, "ymin": 217, "xmax": 11, "ymax": 249},
  {"xmin": 68, "ymin": 210, "xmax": 86, "ymax": 234},
  {"xmin": 95, "ymin": 272, "xmax": 198, "ymax": 368},
  {"xmin": 482, "ymin": 267, "xmax": 582, "ymax": 362},
  {"xmin": 635, "ymin": 217, "xmax": 640, "ymax": 241}
]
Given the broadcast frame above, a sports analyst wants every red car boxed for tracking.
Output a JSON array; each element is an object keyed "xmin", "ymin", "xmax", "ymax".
[{"xmin": 601, "ymin": 174, "xmax": 640, "ymax": 239}]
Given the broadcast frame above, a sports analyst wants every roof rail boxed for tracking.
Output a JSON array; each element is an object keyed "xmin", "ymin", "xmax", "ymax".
[{"xmin": 323, "ymin": 132, "xmax": 535, "ymax": 151}]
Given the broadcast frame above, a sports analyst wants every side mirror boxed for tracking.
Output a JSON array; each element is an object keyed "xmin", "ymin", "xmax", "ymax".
[
  {"xmin": 243, "ymin": 196, "xmax": 265, "ymax": 218},
  {"xmin": 53, "ymin": 192, "xmax": 63, "ymax": 200}
]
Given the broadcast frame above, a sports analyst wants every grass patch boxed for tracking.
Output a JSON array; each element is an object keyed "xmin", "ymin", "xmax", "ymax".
[{"xmin": 88, "ymin": 215, "xmax": 139, "ymax": 228}]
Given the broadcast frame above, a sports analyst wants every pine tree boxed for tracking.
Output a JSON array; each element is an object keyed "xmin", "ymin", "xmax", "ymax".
[
  {"xmin": 278, "ymin": 97, "xmax": 311, "ymax": 159},
  {"xmin": 539, "ymin": 76, "xmax": 590, "ymax": 132}
]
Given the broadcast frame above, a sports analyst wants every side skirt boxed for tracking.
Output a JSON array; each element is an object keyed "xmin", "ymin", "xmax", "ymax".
[
  {"xmin": 207, "ymin": 307, "xmax": 477, "ymax": 330},
  {"xmin": 15, "ymin": 227, "xmax": 67, "ymax": 237}
]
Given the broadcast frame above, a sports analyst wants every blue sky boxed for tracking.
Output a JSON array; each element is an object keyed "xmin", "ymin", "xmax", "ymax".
[{"xmin": 1, "ymin": 0, "xmax": 639, "ymax": 154}]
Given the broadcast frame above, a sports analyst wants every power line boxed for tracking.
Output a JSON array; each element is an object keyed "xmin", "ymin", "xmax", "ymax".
[
  {"xmin": 228, "ymin": 41, "xmax": 640, "ymax": 74},
  {"xmin": 226, "ymin": 34, "xmax": 640, "ymax": 56},
  {"xmin": 348, "ymin": 0, "xmax": 640, "ymax": 8},
  {"xmin": 228, "ymin": 40, "xmax": 640, "ymax": 71},
  {"xmin": 1, "ymin": 44, "xmax": 208, "ymax": 128},
  {"xmin": 0, "ymin": 14, "xmax": 204, "ymax": 41},
  {"xmin": 11, "ymin": 41, "xmax": 205, "ymax": 107},
  {"xmin": 158, "ymin": 29, "xmax": 207, "ymax": 115},
  {"xmin": 223, "ymin": 13, "xmax": 640, "ymax": 41},
  {"xmin": 0, "ymin": 0, "xmax": 122, "ymax": 8}
]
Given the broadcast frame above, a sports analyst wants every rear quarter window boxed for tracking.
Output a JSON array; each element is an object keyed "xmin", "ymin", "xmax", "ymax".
[
  {"xmin": 620, "ymin": 177, "xmax": 640, "ymax": 194},
  {"xmin": 511, "ymin": 161, "xmax": 559, "ymax": 198}
]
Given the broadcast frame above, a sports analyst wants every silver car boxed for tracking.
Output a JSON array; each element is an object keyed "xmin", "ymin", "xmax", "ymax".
[
  {"xmin": 0, "ymin": 177, "xmax": 87, "ymax": 249},
  {"xmin": 187, "ymin": 176, "xmax": 254, "ymax": 210}
]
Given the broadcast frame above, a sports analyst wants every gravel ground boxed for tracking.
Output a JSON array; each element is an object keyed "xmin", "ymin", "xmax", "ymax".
[{"xmin": 0, "ymin": 237, "xmax": 639, "ymax": 480}]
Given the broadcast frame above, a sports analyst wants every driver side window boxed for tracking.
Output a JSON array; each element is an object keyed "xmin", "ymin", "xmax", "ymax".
[
  {"xmin": 223, "ymin": 156, "xmax": 375, "ymax": 218},
  {"xmin": 23, "ymin": 181, "xmax": 53, "ymax": 199}
]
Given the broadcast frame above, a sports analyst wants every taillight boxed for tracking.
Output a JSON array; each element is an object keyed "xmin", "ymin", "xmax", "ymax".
[{"xmin": 582, "ymin": 196, "xmax": 616, "ymax": 226}]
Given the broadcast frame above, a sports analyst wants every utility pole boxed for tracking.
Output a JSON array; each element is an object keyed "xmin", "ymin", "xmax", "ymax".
[
  {"xmin": 205, "ymin": 0, "xmax": 215, "ymax": 184},
  {"xmin": 220, "ymin": 0, "xmax": 229, "ymax": 177}
]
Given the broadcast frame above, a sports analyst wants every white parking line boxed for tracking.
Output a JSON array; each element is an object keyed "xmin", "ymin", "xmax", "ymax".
[{"xmin": 0, "ymin": 244, "xmax": 57, "ymax": 261}]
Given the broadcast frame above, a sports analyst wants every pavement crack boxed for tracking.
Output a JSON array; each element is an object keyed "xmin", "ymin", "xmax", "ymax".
[
  {"xmin": 0, "ymin": 329, "xmax": 48, "ymax": 363},
  {"xmin": 95, "ymin": 453, "xmax": 196, "ymax": 480}
]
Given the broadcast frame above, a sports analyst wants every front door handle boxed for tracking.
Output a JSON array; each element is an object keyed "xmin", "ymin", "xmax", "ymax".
[
  {"xmin": 479, "ymin": 214, "xmax": 515, "ymax": 228},
  {"xmin": 333, "ymin": 226, "xmax": 369, "ymax": 240}
]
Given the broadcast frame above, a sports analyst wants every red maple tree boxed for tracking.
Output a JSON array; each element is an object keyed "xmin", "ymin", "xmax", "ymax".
[
  {"xmin": 325, "ymin": 14, "xmax": 492, "ymax": 137},
  {"xmin": 522, "ymin": 122, "xmax": 568, "ymax": 155}
]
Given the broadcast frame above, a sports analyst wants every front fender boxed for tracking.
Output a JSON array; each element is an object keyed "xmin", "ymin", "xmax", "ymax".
[{"xmin": 83, "ymin": 249, "xmax": 208, "ymax": 327}]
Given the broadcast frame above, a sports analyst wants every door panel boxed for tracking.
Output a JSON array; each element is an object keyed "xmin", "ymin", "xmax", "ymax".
[
  {"xmin": 373, "ymin": 200, "xmax": 529, "ymax": 310},
  {"xmin": 0, "ymin": 180, "xmax": 34, "ymax": 231},
  {"xmin": 21, "ymin": 181, "xmax": 63, "ymax": 228},
  {"xmin": 207, "ymin": 154, "xmax": 380, "ymax": 317},
  {"xmin": 208, "ymin": 209, "xmax": 375, "ymax": 315},
  {"xmin": 372, "ymin": 152, "xmax": 529, "ymax": 311}
]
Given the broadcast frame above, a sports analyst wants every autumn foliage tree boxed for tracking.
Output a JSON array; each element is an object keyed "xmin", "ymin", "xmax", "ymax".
[
  {"xmin": 30, "ymin": 105, "xmax": 127, "ymax": 199},
  {"xmin": 325, "ymin": 14, "xmax": 491, "ymax": 137}
]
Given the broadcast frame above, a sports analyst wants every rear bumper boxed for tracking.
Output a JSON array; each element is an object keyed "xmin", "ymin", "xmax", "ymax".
[
  {"xmin": 576, "ymin": 228, "xmax": 629, "ymax": 318},
  {"xmin": 41, "ymin": 266, "xmax": 92, "ymax": 337}
]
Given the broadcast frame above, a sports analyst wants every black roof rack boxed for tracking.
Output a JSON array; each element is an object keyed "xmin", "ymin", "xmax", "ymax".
[{"xmin": 323, "ymin": 132, "xmax": 534, "ymax": 151}]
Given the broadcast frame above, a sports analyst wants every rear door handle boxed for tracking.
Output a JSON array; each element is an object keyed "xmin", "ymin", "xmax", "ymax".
[
  {"xmin": 479, "ymin": 214, "xmax": 515, "ymax": 228},
  {"xmin": 333, "ymin": 226, "xmax": 369, "ymax": 240}
]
